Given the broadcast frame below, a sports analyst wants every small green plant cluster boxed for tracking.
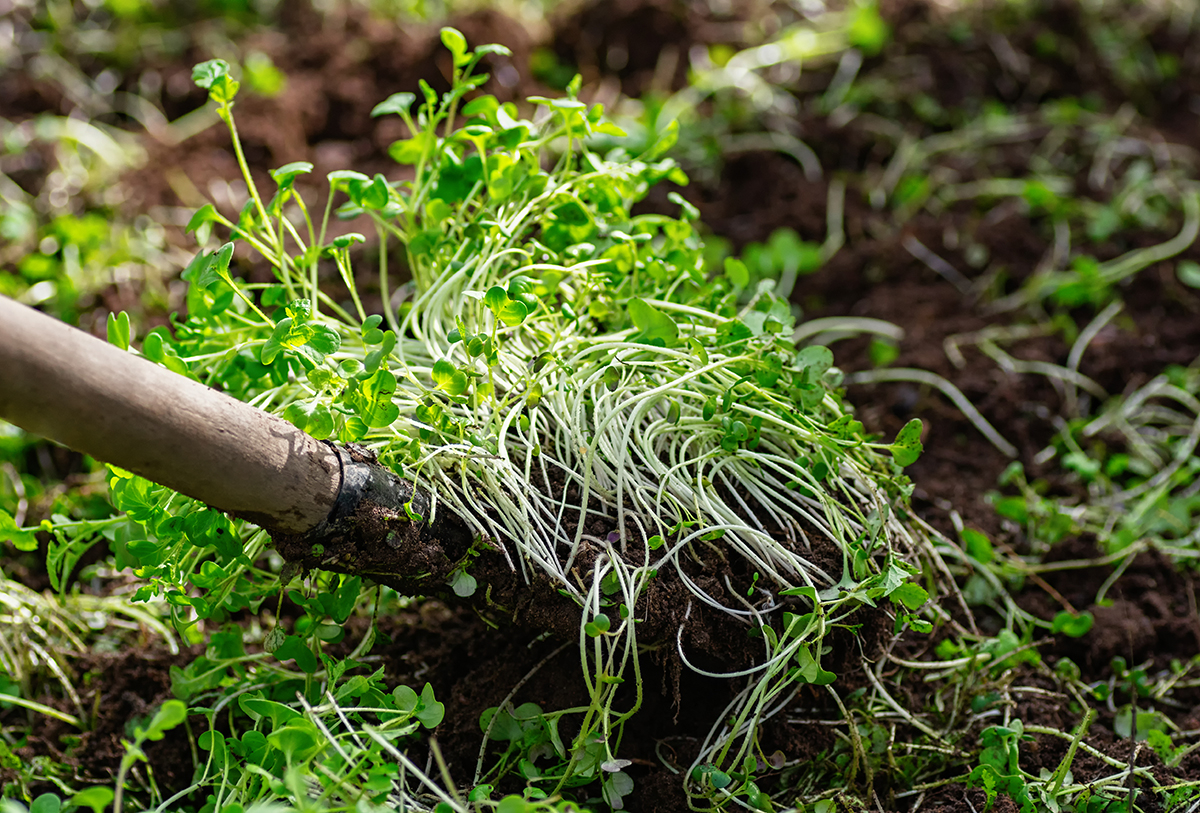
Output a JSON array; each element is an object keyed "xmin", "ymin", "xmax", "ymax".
[
  {"xmin": 986, "ymin": 361, "xmax": 1200, "ymax": 564},
  {"xmin": 871, "ymin": 98, "xmax": 1200, "ymax": 312}
]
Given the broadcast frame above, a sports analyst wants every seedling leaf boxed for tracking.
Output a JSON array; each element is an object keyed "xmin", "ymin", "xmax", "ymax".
[
  {"xmin": 107, "ymin": 310, "xmax": 132, "ymax": 350},
  {"xmin": 890, "ymin": 418, "xmax": 924, "ymax": 467},
  {"xmin": 1051, "ymin": 611, "xmax": 1094, "ymax": 638},
  {"xmin": 185, "ymin": 203, "xmax": 219, "ymax": 235},
  {"xmin": 68, "ymin": 787, "xmax": 114, "ymax": 813},
  {"xmin": 643, "ymin": 119, "xmax": 679, "ymax": 162},
  {"xmin": 725, "ymin": 257, "xmax": 750, "ymax": 288},
  {"xmin": 795, "ymin": 645, "xmax": 837, "ymax": 685},
  {"xmin": 29, "ymin": 794, "xmax": 60, "ymax": 813},
  {"xmin": 0, "ymin": 509, "xmax": 37, "ymax": 552},
  {"xmin": 890, "ymin": 582, "xmax": 929, "ymax": 610},
  {"xmin": 182, "ymin": 249, "xmax": 220, "ymax": 289},
  {"xmin": 270, "ymin": 161, "xmax": 313, "ymax": 190},
  {"xmin": 191, "ymin": 59, "xmax": 228, "ymax": 89},
  {"xmin": 389, "ymin": 138, "xmax": 424, "ymax": 164},
  {"xmin": 1178, "ymin": 260, "xmax": 1200, "ymax": 288},
  {"xmin": 441, "ymin": 27, "xmax": 469, "ymax": 66},
  {"xmin": 140, "ymin": 699, "xmax": 187, "ymax": 741},
  {"xmin": 961, "ymin": 527, "xmax": 994, "ymax": 564},
  {"xmin": 372, "ymin": 92, "xmax": 417, "ymax": 118},
  {"xmin": 192, "ymin": 59, "xmax": 239, "ymax": 103},
  {"xmin": 449, "ymin": 569, "xmax": 477, "ymax": 597},
  {"xmin": 585, "ymin": 613, "xmax": 611, "ymax": 637},
  {"xmin": 432, "ymin": 360, "xmax": 469, "ymax": 396},
  {"xmin": 417, "ymin": 682, "xmax": 445, "ymax": 728},
  {"xmin": 628, "ymin": 297, "xmax": 678, "ymax": 346}
]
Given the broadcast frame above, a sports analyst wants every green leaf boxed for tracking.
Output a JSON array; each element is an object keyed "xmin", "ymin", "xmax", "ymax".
[
  {"xmin": 388, "ymin": 138, "xmax": 424, "ymax": 164},
  {"xmin": 1051, "ymin": 611, "xmax": 1094, "ymax": 638},
  {"xmin": 497, "ymin": 299, "xmax": 527, "ymax": 327},
  {"xmin": 483, "ymin": 285, "xmax": 509, "ymax": 312},
  {"xmin": 0, "ymin": 509, "xmax": 37, "ymax": 552},
  {"xmin": 192, "ymin": 59, "xmax": 239, "ymax": 104},
  {"xmin": 191, "ymin": 59, "xmax": 230, "ymax": 90},
  {"xmin": 890, "ymin": 582, "xmax": 929, "ymax": 611},
  {"xmin": 585, "ymin": 613, "xmax": 611, "ymax": 637},
  {"xmin": 106, "ymin": 310, "xmax": 132, "ymax": 350},
  {"xmin": 67, "ymin": 787, "xmax": 114, "ymax": 813},
  {"xmin": 527, "ymin": 96, "xmax": 587, "ymax": 111},
  {"xmin": 182, "ymin": 249, "xmax": 219, "ymax": 289},
  {"xmin": 475, "ymin": 43, "xmax": 513, "ymax": 58},
  {"xmin": 185, "ymin": 203, "xmax": 219, "ymax": 235},
  {"xmin": 29, "ymin": 794, "xmax": 61, "ymax": 813},
  {"xmin": 796, "ymin": 345, "xmax": 834, "ymax": 377},
  {"xmin": 273, "ymin": 636, "xmax": 319, "ymax": 673},
  {"xmin": 139, "ymin": 699, "xmax": 187, "ymax": 741},
  {"xmin": 795, "ymin": 645, "xmax": 837, "ymax": 685},
  {"xmin": 848, "ymin": 1, "xmax": 891, "ymax": 57},
  {"xmin": 356, "ymin": 369, "xmax": 400, "ymax": 428},
  {"xmin": 909, "ymin": 617, "xmax": 934, "ymax": 634},
  {"xmin": 283, "ymin": 400, "xmax": 334, "ymax": 440},
  {"xmin": 432, "ymin": 360, "xmax": 469, "ymax": 396},
  {"xmin": 691, "ymin": 764, "xmax": 731, "ymax": 791},
  {"xmin": 496, "ymin": 796, "xmax": 530, "ymax": 813},
  {"xmin": 961, "ymin": 527, "xmax": 994, "ymax": 564},
  {"xmin": 668, "ymin": 191, "xmax": 699, "ymax": 220},
  {"xmin": 270, "ymin": 161, "xmax": 313, "ymax": 190},
  {"xmin": 666, "ymin": 401, "xmax": 680, "ymax": 424},
  {"xmin": 1178, "ymin": 260, "xmax": 1200, "ymax": 288},
  {"xmin": 262, "ymin": 317, "xmax": 341, "ymax": 367},
  {"xmin": 481, "ymin": 286, "xmax": 528, "ymax": 326},
  {"xmin": 211, "ymin": 242, "xmax": 235, "ymax": 282},
  {"xmin": 628, "ymin": 297, "xmax": 678, "ymax": 346},
  {"xmin": 331, "ymin": 575, "xmax": 361, "ymax": 624},
  {"xmin": 468, "ymin": 785, "xmax": 495, "ymax": 803},
  {"xmin": 260, "ymin": 317, "xmax": 293, "ymax": 365},
  {"xmin": 440, "ymin": 27, "xmax": 469, "ymax": 66},
  {"xmin": 393, "ymin": 684, "xmax": 420, "ymax": 714},
  {"xmin": 263, "ymin": 626, "xmax": 286, "ymax": 653},
  {"xmin": 642, "ymin": 119, "xmax": 679, "ymax": 161},
  {"xmin": 448, "ymin": 569, "xmax": 477, "ymax": 597},
  {"xmin": 416, "ymin": 682, "xmax": 445, "ymax": 728},
  {"xmin": 602, "ymin": 771, "xmax": 634, "ymax": 809},
  {"xmin": 725, "ymin": 257, "xmax": 749, "ymax": 288},
  {"xmin": 890, "ymin": 418, "xmax": 924, "ymax": 467},
  {"xmin": 1114, "ymin": 707, "xmax": 1170, "ymax": 741},
  {"xmin": 362, "ymin": 174, "xmax": 390, "ymax": 210},
  {"xmin": 372, "ymin": 92, "xmax": 417, "ymax": 118},
  {"xmin": 327, "ymin": 169, "xmax": 370, "ymax": 191},
  {"xmin": 267, "ymin": 719, "xmax": 321, "ymax": 763}
]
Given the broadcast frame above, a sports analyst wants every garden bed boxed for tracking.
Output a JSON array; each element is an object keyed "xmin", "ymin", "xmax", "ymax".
[{"xmin": 4, "ymin": 1, "xmax": 1200, "ymax": 811}]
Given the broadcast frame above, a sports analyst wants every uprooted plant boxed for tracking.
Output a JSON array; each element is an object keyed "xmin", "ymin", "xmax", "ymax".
[{"xmin": 3, "ymin": 30, "xmax": 970, "ymax": 812}]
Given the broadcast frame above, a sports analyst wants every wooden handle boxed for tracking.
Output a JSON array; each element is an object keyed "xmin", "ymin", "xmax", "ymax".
[{"xmin": 0, "ymin": 295, "xmax": 339, "ymax": 534}]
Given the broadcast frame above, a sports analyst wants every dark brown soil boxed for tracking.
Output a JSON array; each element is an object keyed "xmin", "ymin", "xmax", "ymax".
[
  {"xmin": 665, "ymin": 1, "xmax": 1200, "ymax": 808},
  {"xmin": 7, "ymin": 0, "xmax": 1200, "ymax": 811},
  {"xmin": 2, "ymin": 647, "xmax": 200, "ymax": 799}
]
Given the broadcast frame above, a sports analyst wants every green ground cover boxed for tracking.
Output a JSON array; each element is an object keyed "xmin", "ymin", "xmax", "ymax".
[{"xmin": 5, "ymin": 2, "xmax": 1200, "ymax": 812}]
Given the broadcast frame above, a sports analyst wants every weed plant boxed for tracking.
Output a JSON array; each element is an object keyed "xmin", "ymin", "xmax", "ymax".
[
  {"xmin": 0, "ymin": 27, "xmax": 955, "ymax": 812},
  {"xmin": 12, "ymin": 3, "xmax": 1200, "ymax": 810}
]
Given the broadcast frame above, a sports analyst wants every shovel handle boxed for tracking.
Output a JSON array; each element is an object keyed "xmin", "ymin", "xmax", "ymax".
[{"xmin": 0, "ymin": 295, "xmax": 339, "ymax": 534}]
